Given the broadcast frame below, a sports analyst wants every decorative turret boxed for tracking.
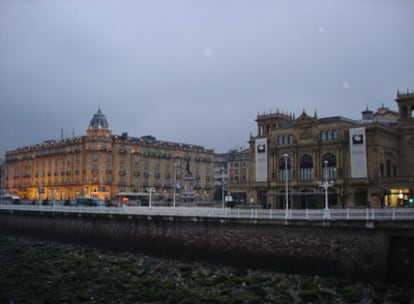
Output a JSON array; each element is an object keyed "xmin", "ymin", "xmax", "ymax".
[
  {"xmin": 256, "ymin": 110, "xmax": 294, "ymax": 136},
  {"xmin": 395, "ymin": 89, "xmax": 414, "ymax": 126},
  {"xmin": 361, "ymin": 106, "xmax": 373, "ymax": 123},
  {"xmin": 395, "ymin": 89, "xmax": 414, "ymax": 178}
]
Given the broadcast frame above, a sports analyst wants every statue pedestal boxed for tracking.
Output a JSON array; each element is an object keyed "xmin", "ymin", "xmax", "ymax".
[{"xmin": 182, "ymin": 176, "xmax": 198, "ymax": 202}]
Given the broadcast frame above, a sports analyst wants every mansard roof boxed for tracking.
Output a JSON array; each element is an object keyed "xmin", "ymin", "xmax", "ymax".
[{"xmin": 318, "ymin": 116, "xmax": 357, "ymax": 125}]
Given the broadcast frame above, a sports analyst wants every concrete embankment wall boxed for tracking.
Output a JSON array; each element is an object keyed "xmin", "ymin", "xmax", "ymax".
[{"xmin": 1, "ymin": 209, "xmax": 413, "ymax": 280}]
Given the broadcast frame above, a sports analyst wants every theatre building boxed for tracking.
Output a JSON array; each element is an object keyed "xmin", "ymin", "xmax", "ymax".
[
  {"xmin": 4, "ymin": 108, "xmax": 215, "ymax": 202},
  {"xmin": 249, "ymin": 91, "xmax": 414, "ymax": 209}
]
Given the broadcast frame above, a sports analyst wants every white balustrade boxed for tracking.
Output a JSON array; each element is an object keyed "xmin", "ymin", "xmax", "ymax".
[{"xmin": 1, "ymin": 203, "xmax": 414, "ymax": 221}]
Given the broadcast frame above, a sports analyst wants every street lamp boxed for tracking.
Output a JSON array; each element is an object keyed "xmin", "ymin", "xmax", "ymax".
[
  {"xmin": 319, "ymin": 160, "xmax": 334, "ymax": 219},
  {"xmin": 221, "ymin": 166, "xmax": 225, "ymax": 209},
  {"xmin": 173, "ymin": 162, "xmax": 177, "ymax": 208},
  {"xmin": 148, "ymin": 172, "xmax": 152, "ymax": 208},
  {"xmin": 283, "ymin": 154, "xmax": 289, "ymax": 218},
  {"xmin": 0, "ymin": 164, "xmax": 4, "ymax": 205}
]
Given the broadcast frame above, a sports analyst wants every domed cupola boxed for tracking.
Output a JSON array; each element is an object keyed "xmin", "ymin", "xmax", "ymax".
[
  {"xmin": 88, "ymin": 107, "xmax": 109, "ymax": 130},
  {"xmin": 86, "ymin": 107, "xmax": 111, "ymax": 138}
]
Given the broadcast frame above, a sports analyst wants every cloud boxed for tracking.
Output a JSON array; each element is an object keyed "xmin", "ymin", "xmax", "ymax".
[{"xmin": 0, "ymin": 0, "xmax": 413, "ymax": 156}]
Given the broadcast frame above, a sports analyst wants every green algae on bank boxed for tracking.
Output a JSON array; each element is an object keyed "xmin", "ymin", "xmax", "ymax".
[{"xmin": 0, "ymin": 237, "xmax": 412, "ymax": 303}]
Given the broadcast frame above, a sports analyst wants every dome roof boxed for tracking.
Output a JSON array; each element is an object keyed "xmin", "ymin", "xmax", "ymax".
[{"xmin": 88, "ymin": 107, "xmax": 109, "ymax": 130}]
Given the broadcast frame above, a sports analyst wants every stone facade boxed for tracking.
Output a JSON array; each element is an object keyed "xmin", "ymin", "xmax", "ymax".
[
  {"xmin": 4, "ymin": 108, "xmax": 215, "ymax": 202},
  {"xmin": 248, "ymin": 91, "xmax": 414, "ymax": 208}
]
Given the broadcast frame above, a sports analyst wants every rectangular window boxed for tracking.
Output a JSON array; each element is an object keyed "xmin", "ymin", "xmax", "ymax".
[
  {"xmin": 354, "ymin": 189, "xmax": 368, "ymax": 206},
  {"xmin": 386, "ymin": 159, "xmax": 391, "ymax": 178},
  {"xmin": 380, "ymin": 163, "xmax": 384, "ymax": 178}
]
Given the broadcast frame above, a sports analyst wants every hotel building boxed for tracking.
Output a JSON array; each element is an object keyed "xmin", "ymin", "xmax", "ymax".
[{"xmin": 4, "ymin": 108, "xmax": 215, "ymax": 202}]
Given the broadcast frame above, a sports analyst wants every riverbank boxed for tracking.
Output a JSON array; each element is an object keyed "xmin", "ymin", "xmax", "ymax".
[{"xmin": 0, "ymin": 237, "xmax": 412, "ymax": 303}]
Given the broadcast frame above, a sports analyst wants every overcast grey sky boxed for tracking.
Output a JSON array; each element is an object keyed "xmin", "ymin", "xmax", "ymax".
[{"xmin": 1, "ymin": 0, "xmax": 413, "ymax": 156}]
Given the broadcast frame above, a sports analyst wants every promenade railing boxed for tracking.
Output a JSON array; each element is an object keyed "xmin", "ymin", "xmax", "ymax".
[{"xmin": 1, "ymin": 204, "xmax": 414, "ymax": 221}]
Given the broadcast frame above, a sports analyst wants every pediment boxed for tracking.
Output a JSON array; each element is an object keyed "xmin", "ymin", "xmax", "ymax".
[{"xmin": 293, "ymin": 110, "xmax": 318, "ymax": 126}]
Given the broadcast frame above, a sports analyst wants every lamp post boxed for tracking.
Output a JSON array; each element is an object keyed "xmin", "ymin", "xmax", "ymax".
[
  {"xmin": 0, "ymin": 164, "xmax": 4, "ymax": 205},
  {"xmin": 319, "ymin": 160, "xmax": 334, "ymax": 219},
  {"xmin": 148, "ymin": 172, "xmax": 152, "ymax": 208},
  {"xmin": 221, "ymin": 166, "xmax": 225, "ymax": 209},
  {"xmin": 173, "ymin": 162, "xmax": 177, "ymax": 208},
  {"xmin": 283, "ymin": 153, "xmax": 289, "ymax": 218}
]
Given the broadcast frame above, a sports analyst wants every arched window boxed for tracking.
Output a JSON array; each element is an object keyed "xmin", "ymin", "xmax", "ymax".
[
  {"xmin": 332, "ymin": 129, "xmax": 337, "ymax": 140},
  {"xmin": 320, "ymin": 131, "xmax": 326, "ymax": 141},
  {"xmin": 91, "ymin": 164, "xmax": 99, "ymax": 174},
  {"xmin": 288, "ymin": 135, "xmax": 293, "ymax": 144},
  {"xmin": 322, "ymin": 153, "xmax": 336, "ymax": 180},
  {"xmin": 326, "ymin": 130, "xmax": 332, "ymax": 140},
  {"xmin": 282, "ymin": 135, "xmax": 287, "ymax": 145},
  {"xmin": 279, "ymin": 156, "xmax": 291, "ymax": 181},
  {"xmin": 277, "ymin": 136, "xmax": 281, "ymax": 145},
  {"xmin": 300, "ymin": 154, "xmax": 313, "ymax": 181}
]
